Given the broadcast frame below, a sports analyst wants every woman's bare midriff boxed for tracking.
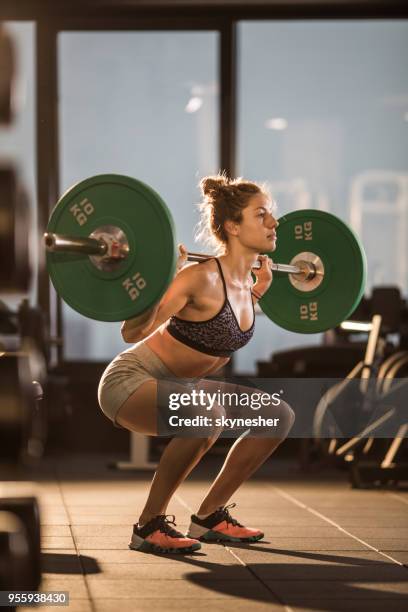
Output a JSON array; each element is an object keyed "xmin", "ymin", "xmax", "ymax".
[{"xmin": 145, "ymin": 327, "xmax": 229, "ymax": 378}]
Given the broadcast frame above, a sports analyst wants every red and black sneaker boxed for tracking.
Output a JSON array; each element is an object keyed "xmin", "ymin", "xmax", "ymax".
[
  {"xmin": 129, "ymin": 514, "xmax": 201, "ymax": 554},
  {"xmin": 187, "ymin": 503, "xmax": 264, "ymax": 543}
]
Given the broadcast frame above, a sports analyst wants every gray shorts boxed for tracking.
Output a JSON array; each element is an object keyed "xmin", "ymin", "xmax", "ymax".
[{"xmin": 97, "ymin": 342, "xmax": 176, "ymax": 429}]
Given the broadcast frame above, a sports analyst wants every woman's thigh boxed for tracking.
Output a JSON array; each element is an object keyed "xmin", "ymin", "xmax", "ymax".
[
  {"xmin": 115, "ymin": 380, "xmax": 159, "ymax": 435},
  {"xmin": 115, "ymin": 378, "xmax": 227, "ymax": 439}
]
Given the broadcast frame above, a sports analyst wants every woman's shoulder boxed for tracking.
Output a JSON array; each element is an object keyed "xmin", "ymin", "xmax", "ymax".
[{"xmin": 175, "ymin": 258, "xmax": 220, "ymax": 291}]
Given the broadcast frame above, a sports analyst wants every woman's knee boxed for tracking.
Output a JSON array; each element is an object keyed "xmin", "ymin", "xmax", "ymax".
[
  {"xmin": 194, "ymin": 402, "xmax": 225, "ymax": 449},
  {"xmin": 204, "ymin": 402, "xmax": 225, "ymax": 442},
  {"xmin": 250, "ymin": 398, "xmax": 294, "ymax": 439},
  {"xmin": 176, "ymin": 410, "xmax": 224, "ymax": 453}
]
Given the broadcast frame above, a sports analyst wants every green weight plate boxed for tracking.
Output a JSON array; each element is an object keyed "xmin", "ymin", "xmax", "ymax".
[
  {"xmin": 259, "ymin": 209, "xmax": 367, "ymax": 333},
  {"xmin": 46, "ymin": 175, "xmax": 177, "ymax": 321}
]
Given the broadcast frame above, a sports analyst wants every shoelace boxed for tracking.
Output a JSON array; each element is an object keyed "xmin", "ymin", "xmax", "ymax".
[
  {"xmin": 217, "ymin": 503, "xmax": 244, "ymax": 527},
  {"xmin": 156, "ymin": 514, "xmax": 184, "ymax": 538}
]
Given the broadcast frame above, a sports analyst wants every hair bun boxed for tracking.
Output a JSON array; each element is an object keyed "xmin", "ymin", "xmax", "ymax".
[{"xmin": 199, "ymin": 175, "xmax": 228, "ymax": 197}]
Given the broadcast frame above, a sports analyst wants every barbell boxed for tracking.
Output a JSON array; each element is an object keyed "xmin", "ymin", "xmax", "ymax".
[{"xmin": 44, "ymin": 174, "xmax": 367, "ymax": 333}]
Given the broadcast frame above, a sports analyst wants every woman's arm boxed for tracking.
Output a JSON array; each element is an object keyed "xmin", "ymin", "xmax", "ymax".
[
  {"xmin": 121, "ymin": 264, "xmax": 196, "ymax": 343},
  {"xmin": 121, "ymin": 243, "xmax": 190, "ymax": 343},
  {"xmin": 120, "ymin": 303, "xmax": 160, "ymax": 342},
  {"xmin": 251, "ymin": 254, "xmax": 273, "ymax": 302}
]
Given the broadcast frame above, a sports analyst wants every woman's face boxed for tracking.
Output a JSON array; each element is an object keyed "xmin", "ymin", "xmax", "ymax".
[{"xmin": 231, "ymin": 193, "xmax": 278, "ymax": 252}]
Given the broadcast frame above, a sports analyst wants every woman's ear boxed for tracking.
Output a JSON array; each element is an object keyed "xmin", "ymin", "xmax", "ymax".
[{"xmin": 224, "ymin": 219, "xmax": 239, "ymax": 237}]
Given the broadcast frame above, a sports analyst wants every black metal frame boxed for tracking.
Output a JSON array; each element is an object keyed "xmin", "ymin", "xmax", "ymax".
[
  {"xmin": 36, "ymin": 23, "xmax": 60, "ymax": 360},
  {"xmin": 2, "ymin": 1, "xmax": 408, "ymax": 20},
  {"xmin": 3, "ymin": 0, "xmax": 408, "ymax": 364}
]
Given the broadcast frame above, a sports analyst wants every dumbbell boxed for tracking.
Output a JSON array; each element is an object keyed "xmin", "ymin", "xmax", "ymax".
[
  {"xmin": 0, "ymin": 511, "xmax": 30, "ymax": 594},
  {"xmin": 0, "ymin": 497, "xmax": 41, "ymax": 591}
]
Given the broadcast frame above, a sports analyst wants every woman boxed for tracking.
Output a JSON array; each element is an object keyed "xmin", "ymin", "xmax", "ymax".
[{"xmin": 98, "ymin": 174, "xmax": 295, "ymax": 554}]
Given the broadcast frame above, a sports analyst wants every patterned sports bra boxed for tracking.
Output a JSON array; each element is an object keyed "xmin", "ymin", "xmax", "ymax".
[{"xmin": 166, "ymin": 258, "xmax": 255, "ymax": 357}]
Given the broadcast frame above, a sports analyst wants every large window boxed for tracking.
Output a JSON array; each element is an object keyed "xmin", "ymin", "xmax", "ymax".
[
  {"xmin": 236, "ymin": 20, "xmax": 408, "ymax": 373},
  {"xmin": 58, "ymin": 30, "xmax": 219, "ymax": 361}
]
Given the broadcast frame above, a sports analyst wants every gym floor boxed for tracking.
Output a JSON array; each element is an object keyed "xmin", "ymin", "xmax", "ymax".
[{"xmin": 4, "ymin": 454, "xmax": 408, "ymax": 611}]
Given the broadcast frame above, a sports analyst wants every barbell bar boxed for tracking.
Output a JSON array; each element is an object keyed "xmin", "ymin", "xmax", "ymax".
[
  {"xmin": 44, "ymin": 232, "xmax": 315, "ymax": 277},
  {"xmin": 44, "ymin": 174, "xmax": 367, "ymax": 332}
]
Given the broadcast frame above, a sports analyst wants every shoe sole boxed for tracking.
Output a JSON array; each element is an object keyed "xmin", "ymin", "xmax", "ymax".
[
  {"xmin": 198, "ymin": 530, "xmax": 264, "ymax": 543},
  {"xmin": 129, "ymin": 534, "xmax": 201, "ymax": 554}
]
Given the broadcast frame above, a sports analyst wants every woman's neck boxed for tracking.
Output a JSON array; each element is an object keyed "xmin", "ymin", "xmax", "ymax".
[{"xmin": 219, "ymin": 249, "xmax": 258, "ymax": 287}]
